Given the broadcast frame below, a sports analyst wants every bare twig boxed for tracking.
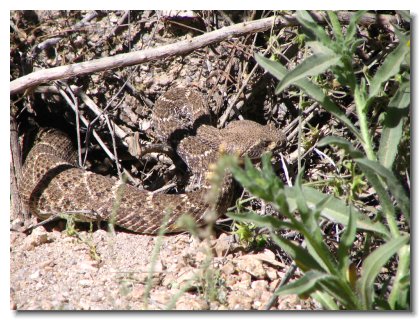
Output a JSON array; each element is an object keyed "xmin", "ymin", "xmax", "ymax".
[
  {"xmin": 218, "ymin": 11, "xmax": 234, "ymax": 26},
  {"xmin": 53, "ymin": 85, "xmax": 137, "ymax": 184},
  {"xmin": 218, "ymin": 28, "xmax": 281, "ymax": 127},
  {"xmin": 54, "ymin": 84, "xmax": 84, "ymax": 166},
  {"xmin": 73, "ymin": 10, "xmax": 100, "ymax": 30},
  {"xmin": 31, "ymin": 37, "xmax": 62, "ymax": 55},
  {"xmin": 65, "ymin": 84, "xmax": 83, "ymax": 166},
  {"xmin": 284, "ymin": 102, "xmax": 318, "ymax": 134},
  {"xmin": 35, "ymin": 84, "xmax": 177, "ymax": 167},
  {"xmin": 280, "ymin": 153, "xmax": 292, "ymax": 187},
  {"xmin": 88, "ymin": 74, "xmax": 134, "ymax": 130},
  {"xmin": 35, "ymin": 85, "xmax": 129, "ymax": 145},
  {"xmin": 10, "ymin": 116, "xmax": 26, "ymax": 223},
  {"xmin": 286, "ymin": 108, "xmax": 316, "ymax": 142},
  {"xmin": 151, "ymin": 182, "xmax": 177, "ymax": 195},
  {"xmin": 105, "ymin": 114, "xmax": 122, "ymax": 180},
  {"xmin": 11, "ymin": 12, "xmax": 398, "ymax": 95},
  {"xmin": 30, "ymin": 11, "xmax": 99, "ymax": 58},
  {"xmin": 11, "ymin": 16, "xmax": 279, "ymax": 94},
  {"xmin": 95, "ymin": 10, "xmax": 130, "ymax": 48},
  {"xmin": 77, "ymin": 89, "xmax": 129, "ymax": 143}
]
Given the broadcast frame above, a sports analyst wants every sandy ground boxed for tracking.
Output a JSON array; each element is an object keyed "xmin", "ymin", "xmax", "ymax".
[{"xmin": 10, "ymin": 224, "xmax": 319, "ymax": 310}]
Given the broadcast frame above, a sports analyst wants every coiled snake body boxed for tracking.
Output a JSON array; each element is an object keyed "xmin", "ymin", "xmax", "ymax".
[{"xmin": 18, "ymin": 87, "xmax": 285, "ymax": 234}]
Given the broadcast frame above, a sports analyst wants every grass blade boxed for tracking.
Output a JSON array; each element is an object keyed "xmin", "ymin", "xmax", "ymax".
[
  {"xmin": 396, "ymin": 10, "xmax": 410, "ymax": 22},
  {"xmin": 337, "ymin": 206, "xmax": 356, "ymax": 274},
  {"xmin": 318, "ymin": 136, "xmax": 364, "ymax": 158},
  {"xmin": 254, "ymin": 53, "xmax": 287, "ymax": 81},
  {"xmin": 227, "ymin": 211, "xmax": 292, "ymax": 230},
  {"xmin": 355, "ymin": 158, "xmax": 410, "ymax": 223},
  {"xmin": 284, "ymin": 186, "xmax": 390, "ymax": 238},
  {"xmin": 275, "ymin": 51, "xmax": 341, "ymax": 94},
  {"xmin": 255, "ymin": 53, "xmax": 363, "ymax": 141},
  {"xmin": 357, "ymin": 234, "xmax": 409, "ymax": 309},
  {"xmin": 345, "ymin": 11, "xmax": 367, "ymax": 43},
  {"xmin": 327, "ymin": 11, "xmax": 343, "ymax": 42},
  {"xmin": 296, "ymin": 11, "xmax": 332, "ymax": 46},
  {"xmin": 311, "ymin": 291, "xmax": 339, "ymax": 310},
  {"xmin": 275, "ymin": 270, "xmax": 331, "ymax": 296},
  {"xmin": 388, "ymin": 244, "xmax": 410, "ymax": 310},
  {"xmin": 378, "ymin": 81, "xmax": 410, "ymax": 169},
  {"xmin": 270, "ymin": 232, "xmax": 323, "ymax": 272},
  {"xmin": 368, "ymin": 38, "xmax": 410, "ymax": 99}
]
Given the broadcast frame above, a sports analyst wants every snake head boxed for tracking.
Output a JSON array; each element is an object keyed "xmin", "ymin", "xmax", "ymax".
[
  {"xmin": 222, "ymin": 120, "xmax": 286, "ymax": 159},
  {"xmin": 244, "ymin": 137, "xmax": 284, "ymax": 159}
]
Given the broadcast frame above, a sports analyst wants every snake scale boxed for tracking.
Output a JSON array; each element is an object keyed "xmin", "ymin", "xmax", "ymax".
[{"xmin": 18, "ymin": 87, "xmax": 285, "ymax": 234}]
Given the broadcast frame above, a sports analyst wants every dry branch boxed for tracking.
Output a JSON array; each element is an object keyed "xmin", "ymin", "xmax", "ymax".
[
  {"xmin": 10, "ymin": 11, "xmax": 398, "ymax": 95},
  {"xmin": 10, "ymin": 116, "xmax": 25, "ymax": 223}
]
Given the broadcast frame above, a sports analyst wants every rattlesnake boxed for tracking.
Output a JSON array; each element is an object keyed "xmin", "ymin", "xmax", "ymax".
[{"xmin": 18, "ymin": 87, "xmax": 285, "ymax": 234}]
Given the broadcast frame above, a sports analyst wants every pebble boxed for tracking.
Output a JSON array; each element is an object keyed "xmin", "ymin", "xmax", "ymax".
[
  {"xmin": 22, "ymin": 227, "xmax": 51, "ymax": 251},
  {"xmin": 78, "ymin": 279, "xmax": 93, "ymax": 288},
  {"xmin": 235, "ymin": 255, "xmax": 266, "ymax": 279}
]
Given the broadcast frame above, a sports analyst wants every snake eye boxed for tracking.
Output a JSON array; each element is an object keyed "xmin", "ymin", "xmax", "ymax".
[
  {"xmin": 268, "ymin": 141, "xmax": 278, "ymax": 151},
  {"xmin": 246, "ymin": 140, "xmax": 272, "ymax": 158}
]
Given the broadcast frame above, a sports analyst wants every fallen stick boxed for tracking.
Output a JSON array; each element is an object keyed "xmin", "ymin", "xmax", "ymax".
[{"xmin": 10, "ymin": 12, "xmax": 398, "ymax": 95}]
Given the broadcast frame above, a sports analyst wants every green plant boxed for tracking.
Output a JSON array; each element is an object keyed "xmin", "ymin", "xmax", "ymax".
[
  {"xmin": 232, "ymin": 221, "xmax": 268, "ymax": 248},
  {"xmin": 227, "ymin": 10, "xmax": 409, "ymax": 310},
  {"xmin": 61, "ymin": 214, "xmax": 102, "ymax": 262}
]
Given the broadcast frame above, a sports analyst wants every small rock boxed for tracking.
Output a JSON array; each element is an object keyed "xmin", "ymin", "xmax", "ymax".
[
  {"xmin": 278, "ymin": 294, "xmax": 301, "ymax": 310},
  {"xmin": 40, "ymin": 299, "xmax": 53, "ymax": 310},
  {"xmin": 78, "ymin": 279, "xmax": 92, "ymax": 288},
  {"xmin": 34, "ymin": 282, "xmax": 44, "ymax": 291},
  {"xmin": 90, "ymin": 291, "xmax": 105, "ymax": 303},
  {"xmin": 29, "ymin": 270, "xmax": 41, "ymax": 280},
  {"xmin": 235, "ymin": 255, "xmax": 266, "ymax": 279},
  {"xmin": 251, "ymin": 279, "xmax": 268, "ymax": 291},
  {"xmin": 150, "ymin": 289, "xmax": 171, "ymax": 306},
  {"xmin": 155, "ymin": 73, "xmax": 173, "ymax": 87},
  {"xmin": 22, "ymin": 226, "xmax": 51, "ymax": 250},
  {"xmin": 230, "ymin": 272, "xmax": 251, "ymax": 291},
  {"xmin": 255, "ymin": 249, "xmax": 285, "ymax": 270},
  {"xmin": 227, "ymin": 291, "xmax": 252, "ymax": 310},
  {"xmin": 10, "ymin": 231, "xmax": 25, "ymax": 246},
  {"xmin": 10, "ymin": 299, "xmax": 17, "ymax": 310},
  {"xmin": 253, "ymin": 299, "xmax": 263, "ymax": 309},
  {"xmin": 176, "ymin": 267, "xmax": 200, "ymax": 289},
  {"xmin": 259, "ymin": 249, "xmax": 276, "ymax": 261},
  {"xmin": 77, "ymin": 260, "xmax": 99, "ymax": 272},
  {"xmin": 250, "ymin": 280, "xmax": 269, "ymax": 303},
  {"xmin": 220, "ymin": 261, "xmax": 235, "ymax": 276},
  {"xmin": 265, "ymin": 266, "xmax": 279, "ymax": 281},
  {"xmin": 129, "ymin": 284, "xmax": 145, "ymax": 300},
  {"xmin": 260, "ymin": 291, "xmax": 272, "ymax": 307},
  {"xmin": 175, "ymin": 295, "xmax": 208, "ymax": 310},
  {"xmin": 224, "ymin": 273, "xmax": 239, "ymax": 287},
  {"xmin": 10, "ymin": 218, "xmax": 24, "ymax": 231},
  {"xmin": 38, "ymin": 259, "xmax": 55, "ymax": 269},
  {"xmin": 152, "ymin": 259, "xmax": 165, "ymax": 273},
  {"xmin": 209, "ymin": 301, "xmax": 222, "ymax": 310},
  {"xmin": 161, "ymin": 272, "xmax": 176, "ymax": 288},
  {"xmin": 212, "ymin": 233, "xmax": 233, "ymax": 257},
  {"xmin": 78, "ymin": 298, "xmax": 91, "ymax": 310},
  {"xmin": 269, "ymin": 278, "xmax": 281, "ymax": 292}
]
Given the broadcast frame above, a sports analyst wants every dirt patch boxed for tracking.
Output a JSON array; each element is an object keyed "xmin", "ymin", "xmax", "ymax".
[{"xmin": 10, "ymin": 226, "xmax": 319, "ymax": 310}]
